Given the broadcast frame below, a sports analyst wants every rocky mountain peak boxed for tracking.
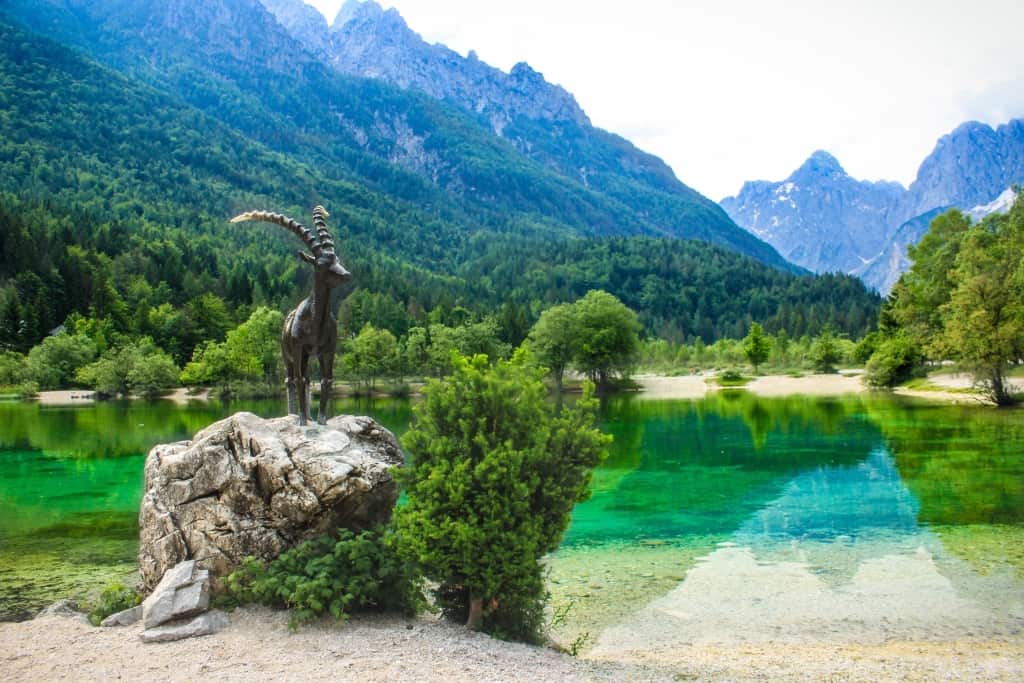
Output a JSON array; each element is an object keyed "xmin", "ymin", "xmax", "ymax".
[
  {"xmin": 794, "ymin": 150, "xmax": 845, "ymax": 178},
  {"xmin": 723, "ymin": 117, "xmax": 1024, "ymax": 293},
  {"xmin": 331, "ymin": 0, "xmax": 402, "ymax": 33},
  {"xmin": 907, "ymin": 118, "xmax": 1022, "ymax": 215},
  {"xmin": 261, "ymin": 0, "xmax": 330, "ymax": 56},
  {"xmin": 312, "ymin": 0, "xmax": 590, "ymax": 131}
]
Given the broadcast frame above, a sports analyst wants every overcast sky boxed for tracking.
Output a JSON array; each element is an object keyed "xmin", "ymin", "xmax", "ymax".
[{"xmin": 305, "ymin": 0, "xmax": 1024, "ymax": 201}]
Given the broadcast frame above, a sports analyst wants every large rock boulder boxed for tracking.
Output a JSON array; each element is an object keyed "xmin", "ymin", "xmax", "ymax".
[{"xmin": 138, "ymin": 412, "xmax": 404, "ymax": 590}]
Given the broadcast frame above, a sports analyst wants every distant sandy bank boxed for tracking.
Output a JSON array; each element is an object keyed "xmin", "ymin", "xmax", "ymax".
[
  {"xmin": 633, "ymin": 372, "xmax": 866, "ymax": 400},
  {"xmin": 635, "ymin": 371, "xmax": 1021, "ymax": 403},
  {"xmin": 35, "ymin": 387, "xmax": 209, "ymax": 406}
]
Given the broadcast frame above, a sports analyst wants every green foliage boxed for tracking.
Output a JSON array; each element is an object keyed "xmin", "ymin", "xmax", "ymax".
[
  {"xmin": 0, "ymin": 350, "xmax": 27, "ymax": 385},
  {"xmin": 180, "ymin": 340, "xmax": 231, "ymax": 389},
  {"xmin": 572, "ymin": 290, "xmax": 641, "ymax": 387},
  {"xmin": 0, "ymin": 12, "xmax": 881, "ymax": 388},
  {"xmin": 526, "ymin": 303, "xmax": 578, "ymax": 389},
  {"xmin": 181, "ymin": 307, "xmax": 283, "ymax": 393},
  {"xmin": 883, "ymin": 199, "xmax": 1024, "ymax": 405},
  {"xmin": 809, "ymin": 327, "xmax": 843, "ymax": 373},
  {"xmin": 865, "ymin": 333, "xmax": 925, "ymax": 388},
  {"xmin": 225, "ymin": 527, "xmax": 424, "ymax": 629},
  {"xmin": 24, "ymin": 333, "xmax": 97, "ymax": 389},
  {"xmin": 342, "ymin": 323, "xmax": 399, "ymax": 390},
  {"xmin": 75, "ymin": 338, "xmax": 179, "ymax": 397},
  {"xmin": 853, "ymin": 331, "xmax": 881, "ymax": 364},
  {"xmin": 718, "ymin": 368, "xmax": 747, "ymax": 385},
  {"xmin": 223, "ymin": 307, "xmax": 284, "ymax": 384},
  {"xmin": 742, "ymin": 322, "xmax": 771, "ymax": 373},
  {"xmin": 86, "ymin": 581, "xmax": 141, "ymax": 626},
  {"xmin": 394, "ymin": 351, "xmax": 610, "ymax": 641}
]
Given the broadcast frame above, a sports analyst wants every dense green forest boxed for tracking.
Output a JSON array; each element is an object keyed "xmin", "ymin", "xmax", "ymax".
[{"xmin": 0, "ymin": 12, "xmax": 881, "ymax": 395}]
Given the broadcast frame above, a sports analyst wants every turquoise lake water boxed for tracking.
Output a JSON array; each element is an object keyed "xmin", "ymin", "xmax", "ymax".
[{"xmin": 1, "ymin": 392, "xmax": 1022, "ymax": 649}]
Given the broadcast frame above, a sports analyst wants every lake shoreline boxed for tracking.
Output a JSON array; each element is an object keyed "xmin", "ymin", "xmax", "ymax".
[
  {"xmin": 31, "ymin": 371, "xmax": 1007, "ymax": 407},
  {"xmin": 633, "ymin": 371, "xmax": 1020, "ymax": 404},
  {"xmin": 2, "ymin": 608, "xmax": 1021, "ymax": 682}
]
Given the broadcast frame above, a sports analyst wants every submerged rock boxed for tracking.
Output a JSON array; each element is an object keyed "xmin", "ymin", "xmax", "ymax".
[{"xmin": 138, "ymin": 412, "xmax": 403, "ymax": 589}]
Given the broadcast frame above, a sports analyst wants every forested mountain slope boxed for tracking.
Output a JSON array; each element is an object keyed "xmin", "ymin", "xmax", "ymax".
[
  {"xmin": 0, "ymin": 11, "xmax": 879, "ymax": 356},
  {"xmin": 4, "ymin": 0, "xmax": 790, "ymax": 268}
]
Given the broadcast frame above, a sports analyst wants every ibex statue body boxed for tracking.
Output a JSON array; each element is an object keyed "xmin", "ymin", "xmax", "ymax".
[{"xmin": 231, "ymin": 206, "xmax": 350, "ymax": 425}]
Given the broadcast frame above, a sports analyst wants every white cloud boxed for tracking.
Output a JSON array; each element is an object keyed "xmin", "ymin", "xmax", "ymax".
[{"xmin": 304, "ymin": 0, "xmax": 1024, "ymax": 200}]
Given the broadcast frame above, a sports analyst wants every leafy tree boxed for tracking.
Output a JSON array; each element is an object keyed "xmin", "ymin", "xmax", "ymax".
[
  {"xmin": 394, "ymin": 352, "xmax": 610, "ymax": 640},
  {"xmin": 877, "ymin": 199, "xmax": 1024, "ymax": 404},
  {"xmin": 75, "ymin": 338, "xmax": 179, "ymax": 397},
  {"xmin": 526, "ymin": 303, "xmax": 577, "ymax": 391},
  {"xmin": 742, "ymin": 322, "xmax": 771, "ymax": 374},
  {"xmin": 572, "ymin": 290, "xmax": 641, "ymax": 388},
  {"xmin": 889, "ymin": 210, "xmax": 971, "ymax": 359},
  {"xmin": 180, "ymin": 340, "xmax": 231, "ymax": 389},
  {"xmin": 809, "ymin": 326, "xmax": 842, "ymax": 373},
  {"xmin": 853, "ymin": 331, "xmax": 881, "ymax": 364},
  {"xmin": 0, "ymin": 350, "xmax": 27, "ymax": 385},
  {"xmin": 24, "ymin": 332, "xmax": 97, "ymax": 389},
  {"xmin": 940, "ymin": 203, "xmax": 1024, "ymax": 404},
  {"xmin": 224, "ymin": 307, "xmax": 284, "ymax": 384},
  {"xmin": 401, "ymin": 326, "xmax": 431, "ymax": 377},
  {"xmin": 342, "ymin": 324, "xmax": 400, "ymax": 390}
]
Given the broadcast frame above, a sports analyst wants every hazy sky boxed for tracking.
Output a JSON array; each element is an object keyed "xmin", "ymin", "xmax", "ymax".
[{"xmin": 305, "ymin": 0, "xmax": 1024, "ymax": 200}]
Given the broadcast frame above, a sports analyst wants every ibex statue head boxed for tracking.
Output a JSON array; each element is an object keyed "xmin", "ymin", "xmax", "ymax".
[{"xmin": 230, "ymin": 205, "xmax": 351, "ymax": 425}]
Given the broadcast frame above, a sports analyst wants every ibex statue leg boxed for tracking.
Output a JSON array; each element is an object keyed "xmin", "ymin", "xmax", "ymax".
[
  {"xmin": 285, "ymin": 366, "xmax": 298, "ymax": 416},
  {"xmin": 296, "ymin": 351, "xmax": 311, "ymax": 426},
  {"xmin": 318, "ymin": 351, "xmax": 334, "ymax": 425}
]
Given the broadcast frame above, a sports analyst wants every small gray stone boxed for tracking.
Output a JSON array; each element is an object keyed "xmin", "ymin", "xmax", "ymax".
[
  {"xmin": 142, "ymin": 561, "xmax": 210, "ymax": 629},
  {"xmin": 100, "ymin": 604, "xmax": 143, "ymax": 627},
  {"xmin": 140, "ymin": 610, "xmax": 230, "ymax": 643},
  {"xmin": 35, "ymin": 599, "xmax": 82, "ymax": 619}
]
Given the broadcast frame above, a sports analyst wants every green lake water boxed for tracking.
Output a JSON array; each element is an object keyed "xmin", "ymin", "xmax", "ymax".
[{"xmin": 2, "ymin": 392, "xmax": 1023, "ymax": 650}]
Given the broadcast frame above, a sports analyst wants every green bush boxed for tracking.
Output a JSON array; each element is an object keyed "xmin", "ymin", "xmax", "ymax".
[
  {"xmin": 865, "ymin": 334, "xmax": 925, "ymax": 388},
  {"xmin": 394, "ymin": 351, "xmax": 610, "ymax": 642},
  {"xmin": 87, "ymin": 581, "xmax": 141, "ymax": 626},
  {"xmin": 225, "ymin": 527, "xmax": 424, "ymax": 629},
  {"xmin": 809, "ymin": 327, "xmax": 843, "ymax": 373}
]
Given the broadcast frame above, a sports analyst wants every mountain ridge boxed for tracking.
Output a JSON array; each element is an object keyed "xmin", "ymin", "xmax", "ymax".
[{"xmin": 721, "ymin": 118, "xmax": 1024, "ymax": 291}]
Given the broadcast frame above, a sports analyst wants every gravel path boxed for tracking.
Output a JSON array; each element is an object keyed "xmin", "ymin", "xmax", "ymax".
[{"xmin": 3, "ymin": 607, "xmax": 1023, "ymax": 682}]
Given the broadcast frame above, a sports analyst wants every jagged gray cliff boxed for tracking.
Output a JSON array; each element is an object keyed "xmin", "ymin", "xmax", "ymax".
[
  {"xmin": 719, "ymin": 151, "xmax": 904, "ymax": 275},
  {"xmin": 721, "ymin": 119, "xmax": 1024, "ymax": 292},
  {"xmin": 323, "ymin": 0, "xmax": 590, "ymax": 134}
]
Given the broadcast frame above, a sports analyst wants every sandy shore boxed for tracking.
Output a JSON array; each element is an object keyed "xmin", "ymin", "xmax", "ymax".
[
  {"xmin": 35, "ymin": 387, "xmax": 209, "ymax": 406},
  {"xmin": 3, "ymin": 608, "xmax": 1021, "ymax": 682},
  {"xmin": 634, "ymin": 372, "xmax": 867, "ymax": 400},
  {"xmin": 635, "ymin": 371, "xmax": 1023, "ymax": 403}
]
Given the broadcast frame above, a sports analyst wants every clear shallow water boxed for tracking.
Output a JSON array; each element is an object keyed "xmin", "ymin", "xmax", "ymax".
[
  {"xmin": 547, "ymin": 392, "xmax": 1024, "ymax": 650},
  {"xmin": 0, "ymin": 397, "xmax": 411, "ymax": 620},
  {"xmin": 1, "ymin": 392, "xmax": 1022, "ymax": 648}
]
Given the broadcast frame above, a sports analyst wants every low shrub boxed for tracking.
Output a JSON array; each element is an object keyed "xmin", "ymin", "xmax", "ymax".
[
  {"xmin": 865, "ymin": 334, "xmax": 925, "ymax": 388},
  {"xmin": 87, "ymin": 581, "xmax": 141, "ymax": 626},
  {"xmin": 225, "ymin": 526, "xmax": 424, "ymax": 629}
]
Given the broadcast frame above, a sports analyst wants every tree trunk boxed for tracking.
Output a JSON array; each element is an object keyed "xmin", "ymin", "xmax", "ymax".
[
  {"xmin": 989, "ymin": 367, "xmax": 1014, "ymax": 406},
  {"xmin": 466, "ymin": 595, "xmax": 484, "ymax": 631}
]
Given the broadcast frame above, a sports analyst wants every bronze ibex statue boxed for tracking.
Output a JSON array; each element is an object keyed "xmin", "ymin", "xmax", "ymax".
[{"xmin": 231, "ymin": 206, "xmax": 351, "ymax": 425}]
